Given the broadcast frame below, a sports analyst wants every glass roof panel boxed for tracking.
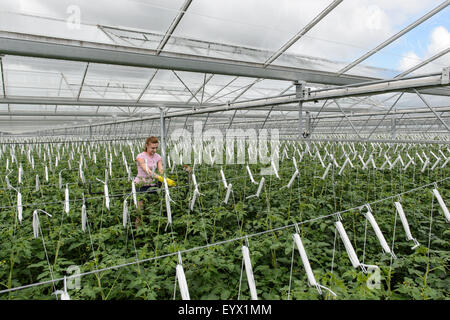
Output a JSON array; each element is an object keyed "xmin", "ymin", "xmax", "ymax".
[
  {"xmin": 79, "ymin": 63, "xmax": 158, "ymax": 100},
  {"xmin": 139, "ymin": 69, "xmax": 189, "ymax": 102},
  {"xmin": 360, "ymin": 7, "xmax": 450, "ymax": 78},
  {"xmin": 202, "ymin": 77, "xmax": 262, "ymax": 104},
  {"xmin": 274, "ymin": 0, "xmax": 446, "ymax": 77},
  {"xmin": 407, "ymin": 52, "xmax": 450, "ymax": 76},
  {"xmin": 3, "ymin": 56, "xmax": 87, "ymax": 98},
  {"xmin": 169, "ymin": 0, "xmax": 332, "ymax": 63},
  {"xmin": 0, "ymin": 0, "xmax": 184, "ymax": 45},
  {"xmin": 236, "ymin": 79, "xmax": 293, "ymax": 101}
]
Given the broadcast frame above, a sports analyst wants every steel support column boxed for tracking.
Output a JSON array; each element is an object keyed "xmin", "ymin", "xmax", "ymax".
[{"xmin": 160, "ymin": 107, "xmax": 167, "ymax": 170}]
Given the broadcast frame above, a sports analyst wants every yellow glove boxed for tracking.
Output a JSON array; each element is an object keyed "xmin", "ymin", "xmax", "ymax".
[{"xmin": 156, "ymin": 174, "xmax": 176, "ymax": 187}]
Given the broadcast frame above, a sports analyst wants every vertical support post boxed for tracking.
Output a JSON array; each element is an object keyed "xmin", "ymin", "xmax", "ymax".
[
  {"xmin": 0, "ymin": 56, "xmax": 6, "ymax": 97},
  {"xmin": 295, "ymin": 81, "xmax": 308, "ymax": 139},
  {"xmin": 160, "ymin": 107, "xmax": 167, "ymax": 171},
  {"xmin": 298, "ymin": 101, "xmax": 303, "ymax": 139},
  {"xmin": 391, "ymin": 117, "xmax": 396, "ymax": 139},
  {"xmin": 306, "ymin": 111, "xmax": 311, "ymax": 139},
  {"xmin": 202, "ymin": 112, "xmax": 210, "ymax": 133},
  {"xmin": 228, "ymin": 109, "xmax": 237, "ymax": 129}
]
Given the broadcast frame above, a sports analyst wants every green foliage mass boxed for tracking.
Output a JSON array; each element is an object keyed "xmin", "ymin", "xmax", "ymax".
[{"xmin": 0, "ymin": 140, "xmax": 448, "ymax": 300}]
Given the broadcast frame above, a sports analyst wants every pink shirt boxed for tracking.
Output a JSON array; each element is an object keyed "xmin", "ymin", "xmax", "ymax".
[{"xmin": 134, "ymin": 152, "xmax": 162, "ymax": 185}]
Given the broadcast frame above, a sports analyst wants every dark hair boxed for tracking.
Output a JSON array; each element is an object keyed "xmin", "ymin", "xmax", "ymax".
[{"xmin": 144, "ymin": 136, "xmax": 159, "ymax": 151}]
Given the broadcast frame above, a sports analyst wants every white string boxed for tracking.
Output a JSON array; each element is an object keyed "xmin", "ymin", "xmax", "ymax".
[
  {"xmin": 237, "ymin": 258, "xmax": 244, "ymax": 300},
  {"xmin": 362, "ymin": 219, "xmax": 368, "ymax": 265},
  {"xmin": 38, "ymin": 217, "xmax": 57, "ymax": 296},
  {"xmin": 287, "ymin": 241, "xmax": 295, "ymax": 300},
  {"xmin": 388, "ymin": 206, "xmax": 398, "ymax": 282},
  {"xmin": 173, "ymin": 272, "xmax": 178, "ymax": 300},
  {"xmin": 426, "ymin": 195, "xmax": 435, "ymax": 269}
]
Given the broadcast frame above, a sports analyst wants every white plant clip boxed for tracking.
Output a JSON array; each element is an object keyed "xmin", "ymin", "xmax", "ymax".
[
  {"xmin": 220, "ymin": 168, "xmax": 228, "ymax": 189},
  {"xmin": 338, "ymin": 157, "xmax": 350, "ymax": 175},
  {"xmin": 123, "ymin": 198, "xmax": 128, "ymax": 228},
  {"xmin": 282, "ymin": 170, "xmax": 299, "ymax": 189},
  {"xmin": 421, "ymin": 156, "xmax": 430, "ymax": 173},
  {"xmin": 432, "ymin": 188, "xmax": 450, "ymax": 223},
  {"xmin": 316, "ymin": 151, "xmax": 325, "ymax": 168},
  {"xmin": 394, "ymin": 202, "xmax": 420, "ymax": 249},
  {"xmin": 131, "ymin": 181, "xmax": 137, "ymax": 208},
  {"xmin": 271, "ymin": 160, "xmax": 280, "ymax": 179},
  {"xmin": 335, "ymin": 220, "xmax": 378, "ymax": 273},
  {"xmin": 33, "ymin": 209, "xmax": 52, "ymax": 239},
  {"xmin": 441, "ymin": 156, "xmax": 450, "ymax": 168},
  {"xmin": 104, "ymin": 184, "xmax": 110, "ymax": 211},
  {"xmin": 81, "ymin": 197, "xmax": 87, "ymax": 233},
  {"xmin": 416, "ymin": 152, "xmax": 424, "ymax": 164},
  {"xmin": 359, "ymin": 155, "xmax": 367, "ymax": 169},
  {"xmin": 246, "ymin": 165, "xmax": 258, "ymax": 185},
  {"xmin": 53, "ymin": 276, "xmax": 70, "ymax": 300},
  {"xmin": 190, "ymin": 188, "xmax": 200, "ymax": 211},
  {"xmin": 380, "ymin": 154, "xmax": 392, "ymax": 170},
  {"xmin": 32, "ymin": 210, "xmax": 39, "ymax": 238},
  {"xmin": 224, "ymin": 183, "xmax": 233, "ymax": 204},
  {"xmin": 58, "ymin": 170, "xmax": 65, "ymax": 189},
  {"xmin": 246, "ymin": 177, "xmax": 264, "ymax": 199},
  {"xmin": 361, "ymin": 205, "xmax": 396, "ymax": 259},
  {"xmin": 64, "ymin": 184, "xmax": 70, "ymax": 215},
  {"xmin": 35, "ymin": 174, "xmax": 40, "ymax": 192},
  {"xmin": 192, "ymin": 173, "xmax": 198, "ymax": 189},
  {"xmin": 164, "ymin": 177, "xmax": 175, "ymax": 230},
  {"xmin": 95, "ymin": 178, "xmax": 110, "ymax": 211},
  {"xmin": 390, "ymin": 155, "xmax": 403, "ymax": 170},
  {"xmin": 292, "ymin": 229, "xmax": 337, "ymax": 297},
  {"xmin": 79, "ymin": 160, "xmax": 86, "ymax": 184},
  {"xmin": 331, "ymin": 154, "xmax": 340, "ymax": 168},
  {"xmin": 5, "ymin": 175, "xmax": 11, "ymax": 190},
  {"xmin": 315, "ymin": 163, "xmax": 331, "ymax": 180},
  {"xmin": 430, "ymin": 157, "xmax": 441, "ymax": 171},
  {"xmin": 18, "ymin": 163, "xmax": 22, "ymax": 184},
  {"xmin": 45, "ymin": 166, "xmax": 49, "ymax": 182},
  {"xmin": 242, "ymin": 244, "xmax": 258, "ymax": 300},
  {"xmin": 404, "ymin": 154, "xmax": 416, "ymax": 171},
  {"xmin": 176, "ymin": 253, "xmax": 190, "ymax": 300}
]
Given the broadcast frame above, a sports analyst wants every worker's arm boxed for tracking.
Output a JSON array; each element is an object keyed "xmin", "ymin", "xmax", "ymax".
[
  {"xmin": 136, "ymin": 158, "xmax": 157, "ymax": 178},
  {"xmin": 157, "ymin": 159, "xmax": 164, "ymax": 175}
]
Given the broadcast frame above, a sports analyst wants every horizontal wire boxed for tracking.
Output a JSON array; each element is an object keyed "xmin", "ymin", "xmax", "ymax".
[{"xmin": 0, "ymin": 176, "xmax": 448, "ymax": 295}]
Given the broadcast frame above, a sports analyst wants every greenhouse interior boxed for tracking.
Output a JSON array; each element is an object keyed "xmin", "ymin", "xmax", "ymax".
[{"xmin": 0, "ymin": 0, "xmax": 449, "ymax": 301}]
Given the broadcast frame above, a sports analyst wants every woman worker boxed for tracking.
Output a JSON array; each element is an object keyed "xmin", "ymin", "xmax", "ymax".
[{"xmin": 134, "ymin": 136, "xmax": 164, "ymax": 227}]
